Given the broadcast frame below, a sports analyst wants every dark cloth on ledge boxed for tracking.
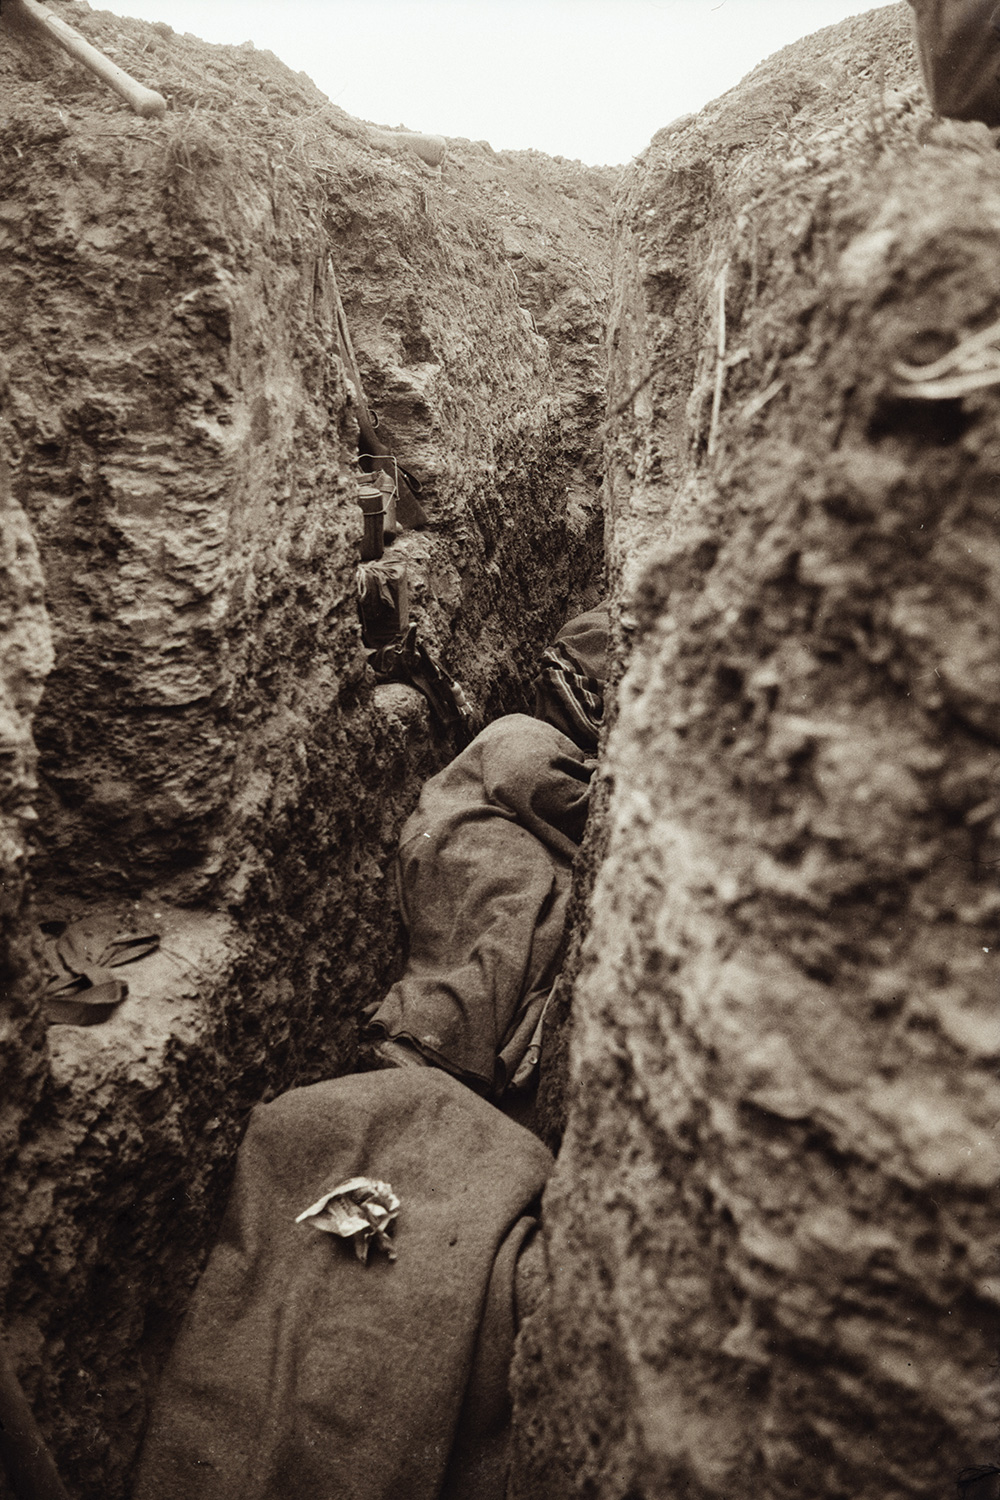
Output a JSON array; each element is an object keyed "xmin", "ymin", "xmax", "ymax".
[
  {"xmin": 906, "ymin": 0, "xmax": 1000, "ymax": 125},
  {"xmin": 134, "ymin": 1070, "xmax": 552, "ymax": 1500},
  {"xmin": 367, "ymin": 713, "xmax": 593, "ymax": 1094}
]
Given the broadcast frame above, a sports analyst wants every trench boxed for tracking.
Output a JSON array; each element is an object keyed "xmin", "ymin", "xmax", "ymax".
[
  {"xmin": 4, "ymin": 6, "xmax": 1000, "ymax": 1500},
  {"xmin": 0, "ymin": 7, "xmax": 614, "ymax": 1496}
]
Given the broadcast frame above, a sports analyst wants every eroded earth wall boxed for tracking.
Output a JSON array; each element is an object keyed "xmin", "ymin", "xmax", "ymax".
[
  {"xmin": 514, "ymin": 8, "xmax": 1000, "ymax": 1499},
  {"xmin": 0, "ymin": 5, "xmax": 611, "ymax": 1495}
]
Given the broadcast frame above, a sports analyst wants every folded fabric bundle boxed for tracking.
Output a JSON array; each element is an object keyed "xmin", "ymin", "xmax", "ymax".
[{"xmin": 134, "ymin": 1070, "xmax": 552, "ymax": 1500}]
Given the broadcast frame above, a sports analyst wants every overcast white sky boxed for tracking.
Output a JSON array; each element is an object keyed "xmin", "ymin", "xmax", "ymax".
[{"xmin": 96, "ymin": 0, "xmax": 891, "ymax": 165}]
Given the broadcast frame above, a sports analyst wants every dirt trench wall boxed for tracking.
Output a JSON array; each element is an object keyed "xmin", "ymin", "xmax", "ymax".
[
  {"xmin": 0, "ymin": 458, "xmax": 53, "ymax": 1145},
  {"xmin": 0, "ymin": 5, "xmax": 611, "ymax": 1495},
  {"xmin": 514, "ymin": 8, "xmax": 1000, "ymax": 1499}
]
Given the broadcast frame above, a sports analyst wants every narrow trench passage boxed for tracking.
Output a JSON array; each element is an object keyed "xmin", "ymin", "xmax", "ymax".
[{"xmin": 4, "ymin": 5, "xmax": 1000, "ymax": 1500}]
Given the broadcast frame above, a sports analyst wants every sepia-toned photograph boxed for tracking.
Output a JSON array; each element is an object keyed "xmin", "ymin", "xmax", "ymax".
[{"xmin": 0, "ymin": 1, "xmax": 997, "ymax": 1496}]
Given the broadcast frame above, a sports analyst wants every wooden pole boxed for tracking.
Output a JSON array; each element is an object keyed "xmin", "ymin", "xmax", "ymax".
[{"xmin": 12, "ymin": 0, "xmax": 167, "ymax": 118}]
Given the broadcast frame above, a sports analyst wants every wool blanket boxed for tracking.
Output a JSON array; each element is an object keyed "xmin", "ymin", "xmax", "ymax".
[
  {"xmin": 368, "ymin": 713, "xmax": 593, "ymax": 1093},
  {"xmin": 134, "ymin": 1070, "xmax": 552, "ymax": 1500}
]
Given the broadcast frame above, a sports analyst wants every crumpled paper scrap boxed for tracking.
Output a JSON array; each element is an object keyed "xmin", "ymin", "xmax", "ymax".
[{"xmin": 295, "ymin": 1177, "xmax": 400, "ymax": 1263}]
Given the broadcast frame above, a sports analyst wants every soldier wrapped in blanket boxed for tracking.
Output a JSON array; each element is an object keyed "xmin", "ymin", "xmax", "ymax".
[{"xmin": 367, "ymin": 609, "xmax": 609, "ymax": 1095}]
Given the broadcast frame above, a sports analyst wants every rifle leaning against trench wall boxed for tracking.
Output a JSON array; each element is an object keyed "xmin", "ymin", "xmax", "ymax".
[
  {"xmin": 329, "ymin": 261, "xmax": 429, "ymax": 530},
  {"xmin": 329, "ymin": 261, "xmax": 474, "ymax": 733}
]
